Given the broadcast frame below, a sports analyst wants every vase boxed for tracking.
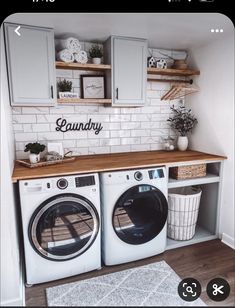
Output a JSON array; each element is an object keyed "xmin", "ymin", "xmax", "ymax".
[
  {"xmin": 177, "ymin": 136, "xmax": 188, "ymax": 151},
  {"xmin": 29, "ymin": 153, "xmax": 40, "ymax": 164},
  {"xmin": 92, "ymin": 57, "xmax": 101, "ymax": 64}
]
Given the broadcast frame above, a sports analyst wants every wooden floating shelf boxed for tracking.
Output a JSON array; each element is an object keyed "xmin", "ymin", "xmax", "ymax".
[
  {"xmin": 55, "ymin": 61, "xmax": 111, "ymax": 71},
  {"xmin": 147, "ymin": 67, "xmax": 200, "ymax": 77},
  {"xmin": 57, "ymin": 98, "xmax": 112, "ymax": 104}
]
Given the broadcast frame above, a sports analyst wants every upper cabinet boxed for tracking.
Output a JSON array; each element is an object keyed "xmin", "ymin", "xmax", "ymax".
[
  {"xmin": 4, "ymin": 23, "xmax": 56, "ymax": 106},
  {"xmin": 105, "ymin": 36, "xmax": 147, "ymax": 107}
]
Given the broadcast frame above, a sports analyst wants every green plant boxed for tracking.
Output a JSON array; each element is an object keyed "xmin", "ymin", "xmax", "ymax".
[
  {"xmin": 24, "ymin": 142, "xmax": 46, "ymax": 154},
  {"xmin": 89, "ymin": 44, "xmax": 103, "ymax": 58},
  {"xmin": 57, "ymin": 79, "xmax": 72, "ymax": 92},
  {"xmin": 167, "ymin": 105, "xmax": 198, "ymax": 136}
]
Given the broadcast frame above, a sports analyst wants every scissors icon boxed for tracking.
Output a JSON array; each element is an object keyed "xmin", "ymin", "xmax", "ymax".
[{"xmin": 212, "ymin": 284, "xmax": 224, "ymax": 296}]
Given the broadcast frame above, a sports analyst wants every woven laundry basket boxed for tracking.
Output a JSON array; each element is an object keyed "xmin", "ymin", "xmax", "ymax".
[{"xmin": 167, "ymin": 186, "xmax": 202, "ymax": 240}]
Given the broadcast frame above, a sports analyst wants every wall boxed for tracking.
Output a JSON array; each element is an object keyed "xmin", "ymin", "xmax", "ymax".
[
  {"xmin": 0, "ymin": 28, "xmax": 24, "ymax": 306},
  {"xmin": 187, "ymin": 33, "xmax": 234, "ymax": 248}
]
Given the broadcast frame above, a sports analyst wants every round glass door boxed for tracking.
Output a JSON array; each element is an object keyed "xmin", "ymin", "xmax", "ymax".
[
  {"xmin": 29, "ymin": 193, "xmax": 99, "ymax": 261},
  {"xmin": 113, "ymin": 185, "xmax": 168, "ymax": 245}
]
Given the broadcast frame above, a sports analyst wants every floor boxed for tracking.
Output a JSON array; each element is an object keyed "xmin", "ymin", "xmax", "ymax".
[{"xmin": 25, "ymin": 240, "xmax": 235, "ymax": 306}]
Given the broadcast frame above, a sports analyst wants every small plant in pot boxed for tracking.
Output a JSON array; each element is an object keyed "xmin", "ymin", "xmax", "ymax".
[
  {"xmin": 167, "ymin": 105, "xmax": 198, "ymax": 151},
  {"xmin": 24, "ymin": 142, "xmax": 46, "ymax": 164},
  {"xmin": 57, "ymin": 79, "xmax": 75, "ymax": 99},
  {"xmin": 88, "ymin": 44, "xmax": 103, "ymax": 64}
]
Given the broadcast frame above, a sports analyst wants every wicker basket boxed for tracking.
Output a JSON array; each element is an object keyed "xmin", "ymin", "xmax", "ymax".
[{"xmin": 169, "ymin": 164, "xmax": 206, "ymax": 180}]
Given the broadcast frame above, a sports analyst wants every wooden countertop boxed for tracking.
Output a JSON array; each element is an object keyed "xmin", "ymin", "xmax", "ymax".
[{"xmin": 12, "ymin": 150, "xmax": 226, "ymax": 183}]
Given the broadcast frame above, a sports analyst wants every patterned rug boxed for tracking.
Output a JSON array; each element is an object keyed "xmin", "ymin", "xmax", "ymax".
[{"xmin": 46, "ymin": 261, "xmax": 206, "ymax": 306}]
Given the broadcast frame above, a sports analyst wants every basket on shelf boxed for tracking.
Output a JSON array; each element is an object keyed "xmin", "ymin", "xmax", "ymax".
[
  {"xmin": 167, "ymin": 186, "xmax": 202, "ymax": 241},
  {"xmin": 169, "ymin": 164, "xmax": 206, "ymax": 180}
]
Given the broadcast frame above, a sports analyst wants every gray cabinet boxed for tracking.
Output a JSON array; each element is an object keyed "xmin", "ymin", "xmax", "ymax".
[
  {"xmin": 4, "ymin": 23, "xmax": 56, "ymax": 106},
  {"xmin": 105, "ymin": 36, "xmax": 147, "ymax": 107}
]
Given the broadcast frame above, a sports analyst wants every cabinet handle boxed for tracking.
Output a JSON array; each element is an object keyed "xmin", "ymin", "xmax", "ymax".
[
  {"xmin": 51, "ymin": 86, "xmax": 54, "ymax": 99},
  {"xmin": 116, "ymin": 88, "xmax": 119, "ymax": 100}
]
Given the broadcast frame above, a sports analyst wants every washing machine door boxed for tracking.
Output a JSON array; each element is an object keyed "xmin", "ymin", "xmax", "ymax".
[
  {"xmin": 113, "ymin": 184, "xmax": 168, "ymax": 245},
  {"xmin": 28, "ymin": 193, "xmax": 99, "ymax": 261}
]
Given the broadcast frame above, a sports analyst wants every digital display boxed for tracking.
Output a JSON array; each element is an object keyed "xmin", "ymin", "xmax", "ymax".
[
  {"xmin": 148, "ymin": 169, "xmax": 164, "ymax": 179},
  {"xmin": 75, "ymin": 176, "xmax": 95, "ymax": 187}
]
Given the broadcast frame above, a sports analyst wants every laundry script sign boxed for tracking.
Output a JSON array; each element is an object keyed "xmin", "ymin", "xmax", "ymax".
[{"xmin": 55, "ymin": 118, "xmax": 103, "ymax": 135}]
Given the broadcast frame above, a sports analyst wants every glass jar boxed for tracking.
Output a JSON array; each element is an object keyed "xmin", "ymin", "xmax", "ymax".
[{"xmin": 162, "ymin": 136, "xmax": 175, "ymax": 151}]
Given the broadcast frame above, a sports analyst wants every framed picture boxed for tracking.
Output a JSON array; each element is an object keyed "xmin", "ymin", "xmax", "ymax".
[{"xmin": 81, "ymin": 75, "xmax": 105, "ymax": 99}]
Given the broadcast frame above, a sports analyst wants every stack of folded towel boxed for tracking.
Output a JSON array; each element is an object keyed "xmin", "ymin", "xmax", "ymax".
[{"xmin": 56, "ymin": 37, "xmax": 88, "ymax": 64}]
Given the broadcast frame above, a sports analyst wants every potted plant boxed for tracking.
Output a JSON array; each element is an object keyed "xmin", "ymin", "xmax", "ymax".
[
  {"xmin": 57, "ymin": 79, "xmax": 78, "ymax": 99},
  {"xmin": 167, "ymin": 105, "xmax": 198, "ymax": 151},
  {"xmin": 88, "ymin": 44, "xmax": 103, "ymax": 64},
  {"xmin": 24, "ymin": 142, "xmax": 46, "ymax": 164}
]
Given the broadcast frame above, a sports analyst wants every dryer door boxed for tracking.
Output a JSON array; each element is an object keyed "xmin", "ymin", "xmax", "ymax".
[
  {"xmin": 29, "ymin": 193, "xmax": 99, "ymax": 261},
  {"xmin": 113, "ymin": 184, "xmax": 168, "ymax": 245}
]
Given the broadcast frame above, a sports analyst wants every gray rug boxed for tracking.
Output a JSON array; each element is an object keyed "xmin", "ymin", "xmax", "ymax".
[{"xmin": 46, "ymin": 261, "xmax": 206, "ymax": 306}]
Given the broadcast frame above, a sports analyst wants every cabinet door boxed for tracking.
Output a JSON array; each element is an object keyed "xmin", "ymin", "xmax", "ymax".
[
  {"xmin": 4, "ymin": 23, "xmax": 56, "ymax": 106},
  {"xmin": 112, "ymin": 36, "xmax": 147, "ymax": 106}
]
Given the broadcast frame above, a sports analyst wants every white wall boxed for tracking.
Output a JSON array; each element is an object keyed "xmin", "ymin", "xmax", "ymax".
[
  {"xmin": 0, "ymin": 27, "xmax": 24, "ymax": 306},
  {"xmin": 187, "ymin": 33, "xmax": 234, "ymax": 248}
]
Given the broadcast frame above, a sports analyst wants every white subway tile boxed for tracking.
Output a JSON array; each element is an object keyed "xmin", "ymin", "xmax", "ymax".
[
  {"xmin": 131, "ymin": 144, "xmax": 151, "ymax": 152},
  {"xmin": 64, "ymin": 131, "xmax": 87, "ymax": 139},
  {"xmin": 37, "ymin": 132, "xmax": 62, "ymax": 140},
  {"xmin": 37, "ymin": 115, "xmax": 59, "ymax": 123},
  {"xmin": 23, "ymin": 124, "xmax": 33, "ymax": 132},
  {"xmin": 121, "ymin": 138, "xmax": 140, "ymax": 145},
  {"xmin": 64, "ymin": 147, "xmax": 89, "ymax": 156},
  {"xmin": 15, "ymin": 142, "xmax": 25, "ymax": 151},
  {"xmin": 99, "ymin": 106, "xmax": 120, "ymax": 114},
  {"xmin": 88, "ymin": 130, "xmax": 109, "ymax": 138},
  {"xmin": 62, "ymin": 140, "xmax": 76, "ymax": 148},
  {"xmin": 160, "ymin": 106, "xmax": 171, "ymax": 114},
  {"xmin": 64, "ymin": 114, "xmax": 88, "ymax": 122},
  {"xmin": 146, "ymin": 90, "xmax": 161, "ymax": 98},
  {"xmin": 111, "ymin": 145, "xmax": 131, "ymax": 153},
  {"xmin": 151, "ymin": 82, "xmax": 170, "ymax": 91},
  {"xmin": 151, "ymin": 129, "xmax": 169, "ymax": 136},
  {"xmin": 65, "ymin": 78, "xmax": 80, "ymax": 88},
  {"xmin": 150, "ymin": 144, "xmax": 164, "ymax": 151},
  {"xmin": 16, "ymin": 151, "xmax": 29, "ymax": 159},
  {"xmin": 88, "ymin": 146, "xmax": 110, "ymax": 154},
  {"xmin": 160, "ymin": 122, "xmax": 171, "ymax": 129},
  {"xmin": 73, "ymin": 70, "xmax": 89, "ymax": 78},
  {"xmin": 141, "ymin": 136, "xmax": 160, "ymax": 144},
  {"xmin": 56, "ymin": 69, "xmax": 73, "ymax": 78},
  {"xmin": 121, "ymin": 122, "xmax": 141, "ymax": 130},
  {"xmin": 131, "ymin": 114, "xmax": 151, "ymax": 122},
  {"xmin": 152, "ymin": 114, "xmax": 170, "ymax": 121},
  {"xmin": 141, "ymin": 106, "xmax": 161, "ymax": 114},
  {"xmin": 77, "ymin": 139, "xmax": 100, "ymax": 148},
  {"xmin": 150, "ymin": 98, "xmax": 165, "ymax": 105},
  {"xmin": 13, "ymin": 124, "xmax": 23, "ymax": 132},
  {"xmin": 74, "ymin": 105, "xmax": 99, "ymax": 114},
  {"xmin": 111, "ymin": 130, "xmax": 131, "ymax": 138},
  {"xmin": 100, "ymin": 138, "xmax": 120, "ymax": 146},
  {"xmin": 15, "ymin": 133, "xmax": 37, "ymax": 142},
  {"xmin": 120, "ymin": 108, "xmax": 142, "ymax": 114},
  {"xmin": 73, "ymin": 88, "xmax": 81, "ymax": 96},
  {"xmin": 31, "ymin": 124, "xmax": 50, "ymax": 132},
  {"xmin": 110, "ymin": 115, "xmax": 131, "ymax": 122},
  {"xmin": 102, "ymin": 122, "xmax": 121, "ymax": 130},
  {"xmin": 141, "ymin": 122, "xmax": 161, "ymax": 129},
  {"xmin": 22, "ymin": 107, "xmax": 49, "ymax": 114},
  {"xmin": 50, "ymin": 106, "xmax": 75, "ymax": 114},
  {"xmin": 12, "ymin": 107, "xmax": 22, "ymax": 114},
  {"xmin": 131, "ymin": 129, "xmax": 151, "ymax": 137},
  {"xmin": 13, "ymin": 115, "xmax": 36, "ymax": 124},
  {"xmin": 88, "ymin": 114, "xmax": 109, "ymax": 122}
]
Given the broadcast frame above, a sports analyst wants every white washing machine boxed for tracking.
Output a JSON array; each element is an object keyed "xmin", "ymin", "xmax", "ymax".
[
  {"xmin": 19, "ymin": 173, "xmax": 101, "ymax": 285},
  {"xmin": 100, "ymin": 167, "xmax": 168, "ymax": 266}
]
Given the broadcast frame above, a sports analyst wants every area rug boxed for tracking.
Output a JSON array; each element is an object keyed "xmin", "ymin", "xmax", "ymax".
[{"xmin": 46, "ymin": 261, "xmax": 206, "ymax": 306}]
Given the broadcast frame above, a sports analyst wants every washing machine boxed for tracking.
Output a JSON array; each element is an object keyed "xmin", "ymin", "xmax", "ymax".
[
  {"xmin": 19, "ymin": 173, "xmax": 101, "ymax": 285},
  {"xmin": 100, "ymin": 167, "xmax": 168, "ymax": 265}
]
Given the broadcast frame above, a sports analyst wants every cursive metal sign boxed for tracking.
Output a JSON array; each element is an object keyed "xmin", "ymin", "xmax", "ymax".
[{"xmin": 55, "ymin": 118, "xmax": 103, "ymax": 135}]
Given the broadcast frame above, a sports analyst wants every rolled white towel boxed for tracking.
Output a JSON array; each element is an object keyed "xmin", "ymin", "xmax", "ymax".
[
  {"xmin": 57, "ymin": 49, "xmax": 74, "ymax": 63},
  {"xmin": 59, "ymin": 37, "xmax": 81, "ymax": 54},
  {"xmin": 74, "ymin": 51, "xmax": 88, "ymax": 64}
]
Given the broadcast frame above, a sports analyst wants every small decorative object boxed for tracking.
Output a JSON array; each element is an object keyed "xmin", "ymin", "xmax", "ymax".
[
  {"xmin": 88, "ymin": 44, "xmax": 103, "ymax": 64},
  {"xmin": 57, "ymin": 79, "xmax": 75, "ymax": 99},
  {"xmin": 81, "ymin": 75, "xmax": 105, "ymax": 99},
  {"xmin": 74, "ymin": 50, "xmax": 88, "ymax": 64},
  {"xmin": 47, "ymin": 142, "xmax": 64, "ymax": 157},
  {"xmin": 167, "ymin": 105, "xmax": 198, "ymax": 151},
  {"xmin": 147, "ymin": 56, "xmax": 156, "ymax": 68},
  {"xmin": 156, "ymin": 59, "xmax": 167, "ymax": 69},
  {"xmin": 46, "ymin": 151, "xmax": 63, "ymax": 161},
  {"xmin": 162, "ymin": 136, "xmax": 175, "ymax": 151},
  {"xmin": 24, "ymin": 142, "xmax": 46, "ymax": 164}
]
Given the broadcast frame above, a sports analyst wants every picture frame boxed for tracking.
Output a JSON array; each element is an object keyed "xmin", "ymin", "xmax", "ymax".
[{"xmin": 81, "ymin": 75, "xmax": 105, "ymax": 99}]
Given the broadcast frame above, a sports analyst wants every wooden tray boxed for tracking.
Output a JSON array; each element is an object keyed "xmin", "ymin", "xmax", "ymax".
[{"xmin": 16, "ymin": 157, "xmax": 76, "ymax": 168}]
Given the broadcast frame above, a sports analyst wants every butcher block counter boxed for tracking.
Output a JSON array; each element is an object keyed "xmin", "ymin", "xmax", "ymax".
[{"xmin": 12, "ymin": 150, "xmax": 226, "ymax": 183}]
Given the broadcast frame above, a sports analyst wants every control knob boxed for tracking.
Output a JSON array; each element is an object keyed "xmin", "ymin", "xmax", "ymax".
[{"xmin": 134, "ymin": 171, "xmax": 143, "ymax": 181}]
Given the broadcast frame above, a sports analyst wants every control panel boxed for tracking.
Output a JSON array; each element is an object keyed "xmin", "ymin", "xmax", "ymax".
[{"xmin": 148, "ymin": 169, "xmax": 164, "ymax": 179}]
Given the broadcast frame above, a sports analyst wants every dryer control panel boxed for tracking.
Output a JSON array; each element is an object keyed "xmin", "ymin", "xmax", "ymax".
[{"xmin": 148, "ymin": 169, "xmax": 164, "ymax": 179}]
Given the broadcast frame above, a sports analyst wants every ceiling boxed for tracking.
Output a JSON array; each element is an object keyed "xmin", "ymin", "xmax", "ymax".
[{"xmin": 5, "ymin": 13, "xmax": 234, "ymax": 50}]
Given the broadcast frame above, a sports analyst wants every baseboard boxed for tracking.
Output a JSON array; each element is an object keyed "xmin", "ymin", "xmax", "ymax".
[
  {"xmin": 1, "ymin": 297, "xmax": 24, "ymax": 306},
  {"xmin": 222, "ymin": 233, "xmax": 235, "ymax": 249}
]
